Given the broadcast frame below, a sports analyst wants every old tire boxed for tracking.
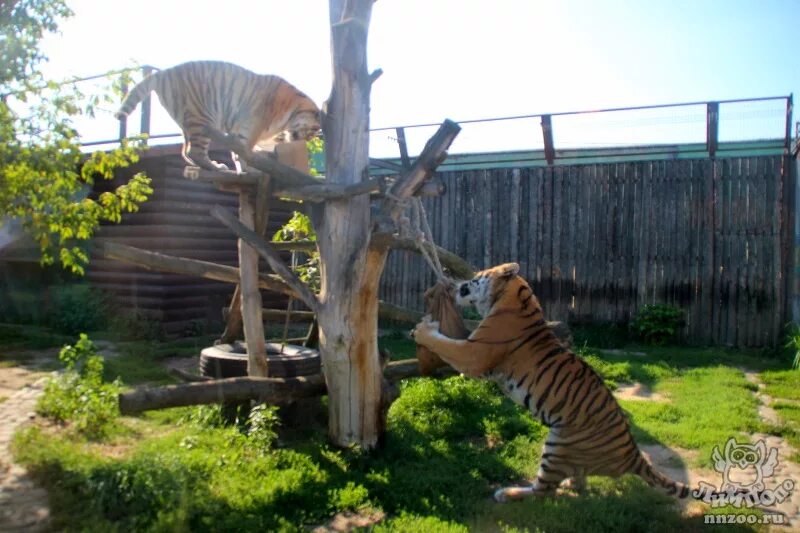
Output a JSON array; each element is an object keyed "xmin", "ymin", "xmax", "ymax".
[{"xmin": 199, "ymin": 342, "xmax": 320, "ymax": 379}]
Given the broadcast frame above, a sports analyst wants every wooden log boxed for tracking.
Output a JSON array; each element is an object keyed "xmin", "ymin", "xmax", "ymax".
[
  {"xmin": 371, "ymin": 233, "xmax": 474, "ymax": 280},
  {"xmin": 99, "ymin": 241, "xmax": 297, "ymax": 297},
  {"xmin": 168, "ymin": 367, "xmax": 212, "ymax": 382},
  {"xmin": 223, "ymin": 308, "xmax": 316, "ymax": 322},
  {"xmin": 221, "ymin": 176, "xmax": 273, "ymax": 344},
  {"xmin": 119, "ymin": 374, "xmax": 327, "ymax": 415},
  {"xmin": 238, "ymin": 188, "xmax": 269, "ymax": 377},
  {"xmin": 203, "ymin": 127, "xmax": 321, "ymax": 189},
  {"xmin": 120, "ymin": 358, "xmax": 454, "ymax": 415},
  {"xmin": 375, "ymin": 120, "xmax": 462, "ymax": 231},
  {"xmin": 99, "ymin": 241, "xmax": 465, "ymax": 326},
  {"xmin": 274, "ymin": 177, "xmax": 384, "ymax": 202},
  {"xmin": 212, "ymin": 205, "xmax": 320, "ymax": 312},
  {"xmin": 182, "ymin": 166, "xmax": 261, "ymax": 186}
]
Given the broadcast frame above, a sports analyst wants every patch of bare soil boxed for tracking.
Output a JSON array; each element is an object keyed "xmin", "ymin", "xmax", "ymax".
[
  {"xmin": 614, "ymin": 381, "xmax": 668, "ymax": 403},
  {"xmin": 312, "ymin": 510, "xmax": 386, "ymax": 532},
  {"xmin": 0, "ymin": 363, "xmax": 52, "ymax": 532}
]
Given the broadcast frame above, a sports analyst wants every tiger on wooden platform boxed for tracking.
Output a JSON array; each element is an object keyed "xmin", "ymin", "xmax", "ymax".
[
  {"xmin": 115, "ymin": 61, "xmax": 320, "ymax": 170},
  {"xmin": 412, "ymin": 263, "xmax": 732, "ymax": 503}
]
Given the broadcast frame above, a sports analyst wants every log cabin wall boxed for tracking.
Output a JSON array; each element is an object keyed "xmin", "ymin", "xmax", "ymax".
[{"xmin": 89, "ymin": 144, "xmax": 294, "ymax": 338}]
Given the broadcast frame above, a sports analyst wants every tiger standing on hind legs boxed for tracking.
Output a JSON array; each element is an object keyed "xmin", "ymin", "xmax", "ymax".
[{"xmin": 411, "ymin": 262, "xmax": 737, "ymax": 504}]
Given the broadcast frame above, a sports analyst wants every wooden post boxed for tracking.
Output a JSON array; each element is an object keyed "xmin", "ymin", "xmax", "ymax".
[
  {"xmin": 238, "ymin": 185, "xmax": 269, "ymax": 377},
  {"xmin": 316, "ymin": 0, "xmax": 381, "ymax": 448}
]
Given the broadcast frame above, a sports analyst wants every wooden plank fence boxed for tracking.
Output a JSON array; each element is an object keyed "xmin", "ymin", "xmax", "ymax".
[{"xmin": 380, "ymin": 155, "xmax": 793, "ymax": 347}]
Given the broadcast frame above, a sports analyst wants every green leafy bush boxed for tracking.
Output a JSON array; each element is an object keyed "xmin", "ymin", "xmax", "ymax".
[
  {"xmin": 630, "ymin": 304, "xmax": 685, "ymax": 345},
  {"xmin": 37, "ymin": 333, "xmax": 121, "ymax": 438},
  {"xmin": 108, "ymin": 311, "xmax": 164, "ymax": 341},
  {"xmin": 48, "ymin": 284, "xmax": 110, "ymax": 334},
  {"xmin": 785, "ymin": 324, "xmax": 800, "ymax": 370},
  {"xmin": 247, "ymin": 403, "xmax": 280, "ymax": 451}
]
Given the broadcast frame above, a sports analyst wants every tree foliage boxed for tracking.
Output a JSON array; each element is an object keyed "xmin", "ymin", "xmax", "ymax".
[{"xmin": 0, "ymin": 0, "xmax": 152, "ymax": 274}]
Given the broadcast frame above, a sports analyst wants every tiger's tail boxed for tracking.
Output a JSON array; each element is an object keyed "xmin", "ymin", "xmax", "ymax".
[
  {"xmin": 114, "ymin": 70, "xmax": 161, "ymax": 120},
  {"xmin": 634, "ymin": 452, "xmax": 754, "ymax": 503}
]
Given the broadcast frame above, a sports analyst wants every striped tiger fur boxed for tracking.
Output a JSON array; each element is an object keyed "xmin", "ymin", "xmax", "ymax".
[
  {"xmin": 115, "ymin": 61, "xmax": 320, "ymax": 170},
  {"xmin": 412, "ymin": 262, "xmax": 735, "ymax": 503}
]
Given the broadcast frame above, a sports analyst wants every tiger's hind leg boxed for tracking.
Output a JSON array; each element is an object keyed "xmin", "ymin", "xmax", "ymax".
[
  {"xmin": 560, "ymin": 467, "xmax": 586, "ymax": 494},
  {"xmin": 183, "ymin": 133, "xmax": 229, "ymax": 171},
  {"xmin": 493, "ymin": 464, "xmax": 569, "ymax": 503}
]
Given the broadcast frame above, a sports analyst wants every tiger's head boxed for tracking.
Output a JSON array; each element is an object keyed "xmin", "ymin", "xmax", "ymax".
[
  {"xmin": 286, "ymin": 106, "xmax": 321, "ymax": 141},
  {"xmin": 455, "ymin": 263, "xmax": 521, "ymax": 318}
]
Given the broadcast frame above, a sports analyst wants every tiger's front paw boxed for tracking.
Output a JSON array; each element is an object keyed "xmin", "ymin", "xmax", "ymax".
[{"xmin": 411, "ymin": 315, "xmax": 440, "ymax": 347}]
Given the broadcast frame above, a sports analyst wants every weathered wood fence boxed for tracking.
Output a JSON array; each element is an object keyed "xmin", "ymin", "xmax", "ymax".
[{"xmin": 380, "ymin": 155, "xmax": 795, "ymax": 347}]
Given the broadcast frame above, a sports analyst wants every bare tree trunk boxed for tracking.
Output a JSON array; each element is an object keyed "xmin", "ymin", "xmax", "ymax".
[{"xmin": 317, "ymin": 0, "xmax": 380, "ymax": 447}]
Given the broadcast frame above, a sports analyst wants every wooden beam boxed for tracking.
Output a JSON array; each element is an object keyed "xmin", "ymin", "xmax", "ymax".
[
  {"xmin": 395, "ymin": 127, "xmax": 411, "ymax": 169},
  {"xmin": 119, "ymin": 374, "xmax": 327, "ymax": 415},
  {"xmin": 370, "ymin": 233, "xmax": 474, "ymax": 279},
  {"xmin": 119, "ymin": 357, "xmax": 454, "ymax": 415},
  {"xmin": 377, "ymin": 119, "xmax": 461, "ymax": 229},
  {"xmin": 221, "ymin": 174, "xmax": 274, "ymax": 344},
  {"xmin": 99, "ymin": 241, "xmax": 473, "ymax": 326},
  {"xmin": 203, "ymin": 126, "xmax": 321, "ymax": 189},
  {"xmin": 273, "ymin": 177, "xmax": 383, "ymax": 202},
  {"xmin": 182, "ymin": 166, "xmax": 262, "ymax": 186},
  {"xmin": 99, "ymin": 241, "xmax": 298, "ymax": 298},
  {"xmin": 237, "ymin": 188, "xmax": 269, "ymax": 377},
  {"xmin": 211, "ymin": 205, "xmax": 320, "ymax": 312}
]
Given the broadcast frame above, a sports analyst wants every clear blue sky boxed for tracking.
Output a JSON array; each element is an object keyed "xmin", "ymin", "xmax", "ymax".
[{"xmin": 40, "ymin": 0, "xmax": 799, "ymax": 156}]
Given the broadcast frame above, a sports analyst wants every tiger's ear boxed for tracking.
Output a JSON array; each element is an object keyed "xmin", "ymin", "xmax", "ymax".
[{"xmin": 498, "ymin": 263, "xmax": 520, "ymax": 277}]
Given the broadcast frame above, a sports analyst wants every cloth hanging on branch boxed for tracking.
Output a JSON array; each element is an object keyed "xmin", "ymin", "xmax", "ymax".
[{"xmin": 416, "ymin": 281, "xmax": 470, "ymax": 375}]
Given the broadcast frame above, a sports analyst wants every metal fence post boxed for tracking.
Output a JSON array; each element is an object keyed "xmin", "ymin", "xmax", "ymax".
[
  {"xmin": 118, "ymin": 79, "xmax": 128, "ymax": 143},
  {"xmin": 395, "ymin": 127, "xmax": 410, "ymax": 169},
  {"xmin": 541, "ymin": 114, "xmax": 555, "ymax": 165},
  {"xmin": 706, "ymin": 102, "xmax": 719, "ymax": 158},
  {"xmin": 139, "ymin": 66, "xmax": 154, "ymax": 143}
]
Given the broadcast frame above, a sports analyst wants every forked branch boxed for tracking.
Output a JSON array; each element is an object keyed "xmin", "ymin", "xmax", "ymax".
[
  {"xmin": 375, "ymin": 119, "xmax": 461, "ymax": 230},
  {"xmin": 211, "ymin": 205, "xmax": 320, "ymax": 312}
]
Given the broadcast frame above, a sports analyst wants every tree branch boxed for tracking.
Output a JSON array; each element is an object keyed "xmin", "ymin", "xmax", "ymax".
[
  {"xmin": 100, "ymin": 241, "xmax": 474, "ymax": 325},
  {"xmin": 203, "ymin": 126, "xmax": 320, "ymax": 188},
  {"xmin": 375, "ymin": 119, "xmax": 461, "ymax": 230},
  {"xmin": 211, "ymin": 205, "xmax": 320, "ymax": 312},
  {"xmin": 99, "ymin": 241, "xmax": 299, "ymax": 298},
  {"xmin": 369, "ymin": 68, "xmax": 383, "ymax": 85},
  {"xmin": 273, "ymin": 177, "xmax": 384, "ymax": 202},
  {"xmin": 370, "ymin": 233, "xmax": 474, "ymax": 280}
]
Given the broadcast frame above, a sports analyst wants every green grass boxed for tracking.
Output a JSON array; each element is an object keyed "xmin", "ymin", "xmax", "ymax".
[
  {"xmin": 12, "ymin": 337, "xmax": 781, "ymax": 532},
  {"xmin": 0, "ymin": 323, "xmax": 72, "ymax": 351},
  {"xmin": 101, "ymin": 335, "xmax": 219, "ymax": 386},
  {"xmin": 379, "ymin": 330, "xmax": 417, "ymax": 360},
  {"xmin": 760, "ymin": 369, "xmax": 800, "ymax": 401},
  {"xmin": 14, "ymin": 373, "xmax": 728, "ymax": 533}
]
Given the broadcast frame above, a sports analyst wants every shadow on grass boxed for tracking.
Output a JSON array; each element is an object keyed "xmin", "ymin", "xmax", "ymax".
[{"xmin": 13, "ymin": 349, "xmax": 768, "ymax": 532}]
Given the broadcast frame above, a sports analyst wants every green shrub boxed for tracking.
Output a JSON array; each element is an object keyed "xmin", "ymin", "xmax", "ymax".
[
  {"xmin": 48, "ymin": 284, "xmax": 110, "ymax": 334},
  {"xmin": 37, "ymin": 334, "xmax": 121, "ymax": 439},
  {"xmin": 109, "ymin": 311, "xmax": 164, "ymax": 341},
  {"xmin": 785, "ymin": 324, "xmax": 800, "ymax": 370},
  {"xmin": 630, "ymin": 304, "xmax": 685, "ymax": 345},
  {"xmin": 247, "ymin": 403, "xmax": 280, "ymax": 451}
]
